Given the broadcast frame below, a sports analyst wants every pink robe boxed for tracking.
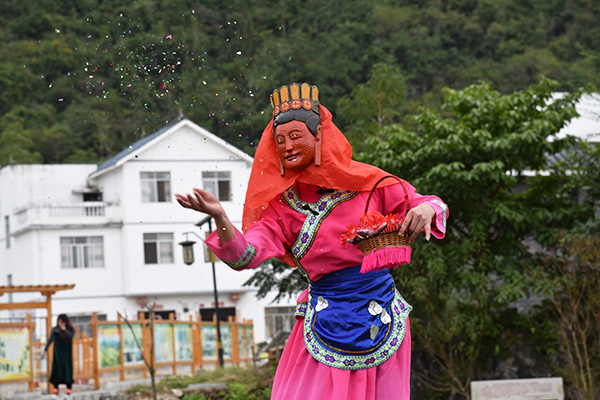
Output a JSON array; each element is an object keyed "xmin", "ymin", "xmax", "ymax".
[{"xmin": 207, "ymin": 182, "xmax": 447, "ymax": 399}]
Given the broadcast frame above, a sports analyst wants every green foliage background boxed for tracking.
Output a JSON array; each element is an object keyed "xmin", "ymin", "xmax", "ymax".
[{"xmin": 0, "ymin": 0, "xmax": 599, "ymax": 165}]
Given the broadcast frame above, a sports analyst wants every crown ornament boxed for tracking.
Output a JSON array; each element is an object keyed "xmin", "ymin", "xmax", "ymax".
[{"xmin": 270, "ymin": 83, "xmax": 320, "ymax": 117}]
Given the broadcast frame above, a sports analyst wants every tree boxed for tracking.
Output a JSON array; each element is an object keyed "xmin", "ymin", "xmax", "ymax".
[
  {"xmin": 244, "ymin": 258, "xmax": 308, "ymax": 303},
  {"xmin": 358, "ymin": 77, "xmax": 587, "ymax": 399},
  {"xmin": 118, "ymin": 299, "xmax": 160, "ymax": 400},
  {"xmin": 530, "ymin": 233, "xmax": 600, "ymax": 400},
  {"xmin": 2, "ymin": 0, "xmax": 599, "ymax": 165},
  {"xmin": 337, "ymin": 63, "xmax": 407, "ymax": 150},
  {"xmin": 528, "ymin": 141, "xmax": 600, "ymax": 400},
  {"xmin": 0, "ymin": 120, "xmax": 43, "ymax": 165}
]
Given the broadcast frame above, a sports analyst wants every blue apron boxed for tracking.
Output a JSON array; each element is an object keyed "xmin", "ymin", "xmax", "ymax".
[{"xmin": 296, "ymin": 266, "xmax": 412, "ymax": 370}]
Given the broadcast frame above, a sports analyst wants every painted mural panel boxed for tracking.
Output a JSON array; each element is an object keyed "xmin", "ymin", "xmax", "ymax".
[
  {"xmin": 154, "ymin": 324, "xmax": 174, "ymax": 362},
  {"xmin": 98, "ymin": 325, "xmax": 120, "ymax": 367},
  {"xmin": 0, "ymin": 328, "xmax": 31, "ymax": 380},
  {"xmin": 201, "ymin": 325, "xmax": 216, "ymax": 360},
  {"xmin": 174, "ymin": 324, "xmax": 193, "ymax": 361},
  {"xmin": 122, "ymin": 324, "xmax": 143, "ymax": 365}
]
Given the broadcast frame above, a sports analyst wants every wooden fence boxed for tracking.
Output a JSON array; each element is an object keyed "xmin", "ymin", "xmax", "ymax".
[{"xmin": 27, "ymin": 313, "xmax": 254, "ymax": 391}]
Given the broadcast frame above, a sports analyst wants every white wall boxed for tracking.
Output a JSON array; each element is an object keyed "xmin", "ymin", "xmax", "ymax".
[
  {"xmin": 1, "ymin": 164, "xmax": 96, "ymax": 209},
  {"xmin": 37, "ymin": 227, "xmax": 124, "ymax": 296}
]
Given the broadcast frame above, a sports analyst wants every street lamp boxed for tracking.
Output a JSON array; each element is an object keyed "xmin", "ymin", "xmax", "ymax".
[
  {"xmin": 178, "ymin": 216, "xmax": 225, "ymax": 368},
  {"xmin": 179, "ymin": 236, "xmax": 196, "ymax": 265}
]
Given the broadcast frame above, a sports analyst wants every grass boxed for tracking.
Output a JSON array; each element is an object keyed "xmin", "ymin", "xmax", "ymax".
[{"xmin": 126, "ymin": 365, "xmax": 276, "ymax": 400}]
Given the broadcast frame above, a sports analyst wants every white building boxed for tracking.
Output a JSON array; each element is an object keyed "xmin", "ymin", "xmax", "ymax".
[
  {"xmin": 556, "ymin": 93, "xmax": 600, "ymax": 142},
  {"xmin": 0, "ymin": 118, "xmax": 298, "ymax": 344}
]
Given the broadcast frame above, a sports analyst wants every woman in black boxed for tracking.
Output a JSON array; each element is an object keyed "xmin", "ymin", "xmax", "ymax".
[{"xmin": 43, "ymin": 314, "xmax": 74, "ymax": 396}]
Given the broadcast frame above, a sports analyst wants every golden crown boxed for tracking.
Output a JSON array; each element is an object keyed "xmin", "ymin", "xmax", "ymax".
[{"xmin": 270, "ymin": 83, "xmax": 320, "ymax": 117}]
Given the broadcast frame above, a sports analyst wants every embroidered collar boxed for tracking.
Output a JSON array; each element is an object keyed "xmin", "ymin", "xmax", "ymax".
[{"xmin": 281, "ymin": 186, "xmax": 358, "ymax": 262}]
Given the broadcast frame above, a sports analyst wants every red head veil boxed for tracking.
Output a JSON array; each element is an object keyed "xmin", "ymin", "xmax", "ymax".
[{"xmin": 242, "ymin": 104, "xmax": 399, "ymax": 234}]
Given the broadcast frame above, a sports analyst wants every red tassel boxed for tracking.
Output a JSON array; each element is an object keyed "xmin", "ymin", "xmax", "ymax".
[{"xmin": 360, "ymin": 247, "xmax": 411, "ymax": 273}]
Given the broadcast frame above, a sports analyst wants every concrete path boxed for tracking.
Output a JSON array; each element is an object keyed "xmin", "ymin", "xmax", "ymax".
[{"xmin": 2, "ymin": 380, "xmax": 228, "ymax": 400}]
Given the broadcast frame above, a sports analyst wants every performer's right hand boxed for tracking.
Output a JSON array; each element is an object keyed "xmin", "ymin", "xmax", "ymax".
[{"xmin": 175, "ymin": 189, "xmax": 225, "ymax": 219}]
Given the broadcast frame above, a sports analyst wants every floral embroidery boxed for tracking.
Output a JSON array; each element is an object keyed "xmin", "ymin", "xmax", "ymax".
[
  {"xmin": 365, "ymin": 357, "xmax": 376, "ymax": 365},
  {"xmin": 300, "ymin": 232, "xmax": 309, "ymax": 243},
  {"xmin": 325, "ymin": 355, "xmax": 336, "ymax": 362},
  {"xmin": 281, "ymin": 187, "xmax": 358, "ymax": 261},
  {"xmin": 295, "ymin": 302, "xmax": 307, "ymax": 318},
  {"xmin": 221, "ymin": 243, "xmax": 256, "ymax": 270}
]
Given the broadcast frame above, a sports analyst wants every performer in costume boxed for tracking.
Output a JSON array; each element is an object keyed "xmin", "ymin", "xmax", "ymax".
[{"xmin": 176, "ymin": 83, "xmax": 448, "ymax": 400}]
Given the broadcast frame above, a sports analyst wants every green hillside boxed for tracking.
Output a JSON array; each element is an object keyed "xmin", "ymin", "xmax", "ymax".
[{"xmin": 0, "ymin": 0, "xmax": 598, "ymax": 164}]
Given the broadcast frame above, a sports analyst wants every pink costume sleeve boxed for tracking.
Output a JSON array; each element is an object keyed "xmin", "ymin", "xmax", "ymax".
[
  {"xmin": 380, "ymin": 182, "xmax": 448, "ymax": 239},
  {"xmin": 206, "ymin": 181, "xmax": 448, "ymax": 272},
  {"xmin": 204, "ymin": 204, "xmax": 291, "ymax": 271}
]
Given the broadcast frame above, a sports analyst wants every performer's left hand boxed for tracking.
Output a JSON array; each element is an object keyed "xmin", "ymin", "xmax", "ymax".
[{"xmin": 398, "ymin": 203, "xmax": 435, "ymax": 244}]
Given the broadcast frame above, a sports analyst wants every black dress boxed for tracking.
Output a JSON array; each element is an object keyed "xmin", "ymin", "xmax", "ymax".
[{"xmin": 45, "ymin": 326, "xmax": 74, "ymax": 387}]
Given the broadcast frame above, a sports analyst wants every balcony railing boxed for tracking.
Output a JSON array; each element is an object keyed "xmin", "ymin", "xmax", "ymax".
[{"xmin": 14, "ymin": 202, "xmax": 118, "ymax": 233}]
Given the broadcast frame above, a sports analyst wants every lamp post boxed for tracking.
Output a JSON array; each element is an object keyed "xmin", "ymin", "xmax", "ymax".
[{"xmin": 178, "ymin": 216, "xmax": 225, "ymax": 368}]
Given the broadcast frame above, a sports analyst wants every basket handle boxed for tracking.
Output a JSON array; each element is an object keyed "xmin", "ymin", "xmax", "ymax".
[{"xmin": 364, "ymin": 175, "xmax": 410, "ymax": 215}]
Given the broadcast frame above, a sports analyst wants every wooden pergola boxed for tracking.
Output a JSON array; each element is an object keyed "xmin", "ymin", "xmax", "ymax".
[{"xmin": 0, "ymin": 284, "xmax": 75, "ymax": 392}]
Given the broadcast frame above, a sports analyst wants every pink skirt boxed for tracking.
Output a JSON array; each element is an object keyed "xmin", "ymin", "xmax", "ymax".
[{"xmin": 271, "ymin": 317, "xmax": 411, "ymax": 400}]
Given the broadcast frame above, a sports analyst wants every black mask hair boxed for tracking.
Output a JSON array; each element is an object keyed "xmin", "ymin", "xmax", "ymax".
[{"xmin": 273, "ymin": 109, "xmax": 320, "ymax": 137}]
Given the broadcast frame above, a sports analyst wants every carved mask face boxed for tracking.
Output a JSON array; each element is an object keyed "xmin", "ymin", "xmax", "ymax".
[{"xmin": 274, "ymin": 120, "xmax": 321, "ymax": 171}]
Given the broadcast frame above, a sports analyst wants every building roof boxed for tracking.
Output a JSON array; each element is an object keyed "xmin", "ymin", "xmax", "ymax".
[
  {"xmin": 95, "ymin": 119, "xmax": 180, "ymax": 173},
  {"xmin": 89, "ymin": 117, "xmax": 253, "ymax": 179}
]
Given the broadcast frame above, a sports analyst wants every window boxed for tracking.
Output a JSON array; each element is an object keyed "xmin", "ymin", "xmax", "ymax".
[
  {"xmin": 139, "ymin": 310, "xmax": 177, "ymax": 320},
  {"xmin": 264, "ymin": 306, "xmax": 296, "ymax": 339},
  {"xmin": 83, "ymin": 192, "xmax": 103, "ymax": 202},
  {"xmin": 143, "ymin": 233, "xmax": 174, "ymax": 264},
  {"xmin": 199, "ymin": 307, "xmax": 236, "ymax": 322},
  {"xmin": 140, "ymin": 171, "xmax": 171, "ymax": 202},
  {"xmin": 69, "ymin": 314, "xmax": 107, "ymax": 337},
  {"xmin": 60, "ymin": 236, "xmax": 104, "ymax": 268},
  {"xmin": 202, "ymin": 171, "xmax": 231, "ymax": 201},
  {"xmin": 5, "ymin": 216, "xmax": 9, "ymax": 248}
]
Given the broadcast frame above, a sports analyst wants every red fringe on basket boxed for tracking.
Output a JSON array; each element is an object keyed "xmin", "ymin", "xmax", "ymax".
[{"xmin": 360, "ymin": 246, "xmax": 411, "ymax": 273}]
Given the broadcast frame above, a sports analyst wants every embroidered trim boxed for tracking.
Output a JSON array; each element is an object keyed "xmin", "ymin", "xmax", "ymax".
[
  {"xmin": 303, "ymin": 289, "xmax": 412, "ymax": 370},
  {"xmin": 295, "ymin": 301, "xmax": 308, "ymax": 318},
  {"xmin": 281, "ymin": 187, "xmax": 358, "ymax": 261},
  {"xmin": 429, "ymin": 199, "xmax": 448, "ymax": 230},
  {"xmin": 221, "ymin": 242, "xmax": 257, "ymax": 270}
]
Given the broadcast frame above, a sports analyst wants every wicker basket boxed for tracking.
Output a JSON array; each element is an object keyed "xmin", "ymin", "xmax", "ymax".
[
  {"xmin": 357, "ymin": 231, "xmax": 410, "ymax": 255},
  {"xmin": 355, "ymin": 175, "xmax": 411, "ymax": 272}
]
